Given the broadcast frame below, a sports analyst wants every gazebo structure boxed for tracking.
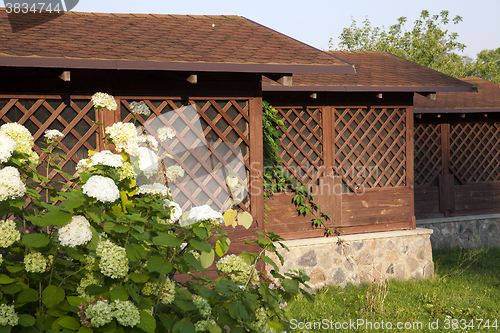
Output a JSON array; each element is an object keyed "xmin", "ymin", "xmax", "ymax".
[{"xmin": 414, "ymin": 78, "xmax": 500, "ymax": 248}]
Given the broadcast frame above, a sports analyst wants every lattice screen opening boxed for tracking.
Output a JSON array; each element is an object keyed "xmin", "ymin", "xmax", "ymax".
[
  {"xmin": 450, "ymin": 123, "xmax": 500, "ymax": 183},
  {"xmin": 335, "ymin": 108, "xmax": 406, "ymax": 189},
  {"xmin": 276, "ymin": 107, "xmax": 324, "ymax": 188},
  {"xmin": 414, "ymin": 124, "xmax": 441, "ymax": 186}
]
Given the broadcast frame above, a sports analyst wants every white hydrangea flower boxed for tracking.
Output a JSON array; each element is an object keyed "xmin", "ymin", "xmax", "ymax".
[
  {"xmin": 138, "ymin": 134, "xmax": 158, "ymax": 150},
  {"xmin": 164, "ymin": 200, "xmax": 182, "ymax": 224},
  {"xmin": 76, "ymin": 159, "xmax": 90, "ymax": 173},
  {"xmin": 0, "ymin": 132, "xmax": 16, "ymax": 164},
  {"xmin": 0, "ymin": 166, "xmax": 27, "ymax": 201},
  {"xmin": 187, "ymin": 205, "xmax": 224, "ymax": 224},
  {"xmin": 105, "ymin": 122, "xmax": 139, "ymax": 156},
  {"xmin": 193, "ymin": 295, "xmax": 211, "ymax": 318},
  {"xmin": 137, "ymin": 183, "xmax": 170, "ymax": 197},
  {"xmin": 44, "ymin": 129, "xmax": 64, "ymax": 140},
  {"xmin": 58, "ymin": 215, "xmax": 93, "ymax": 247},
  {"xmin": 88, "ymin": 150, "xmax": 124, "ymax": 168},
  {"xmin": 91, "ymin": 92, "xmax": 117, "ymax": 111},
  {"xmin": 0, "ymin": 304, "xmax": 18, "ymax": 326},
  {"xmin": 137, "ymin": 147, "xmax": 158, "ymax": 177},
  {"xmin": 0, "ymin": 123, "xmax": 33, "ymax": 156},
  {"xmin": 158, "ymin": 126, "xmax": 176, "ymax": 141},
  {"xmin": 216, "ymin": 254, "xmax": 259, "ymax": 285},
  {"xmin": 82, "ymin": 175, "xmax": 120, "ymax": 203},
  {"xmin": 77, "ymin": 271, "xmax": 104, "ymax": 302},
  {"xmin": 96, "ymin": 238, "xmax": 128, "ymax": 279},
  {"xmin": 85, "ymin": 300, "xmax": 113, "ymax": 327},
  {"xmin": 112, "ymin": 300, "xmax": 140, "ymax": 327},
  {"xmin": 118, "ymin": 161, "xmax": 135, "ymax": 181},
  {"xmin": 160, "ymin": 277, "xmax": 176, "ymax": 304},
  {"xmin": 195, "ymin": 319, "xmax": 217, "ymax": 332},
  {"xmin": 0, "ymin": 254, "xmax": 3, "ymax": 266},
  {"xmin": 24, "ymin": 252, "xmax": 47, "ymax": 273},
  {"xmin": 165, "ymin": 165, "xmax": 185, "ymax": 182},
  {"xmin": 129, "ymin": 101, "xmax": 151, "ymax": 116},
  {"xmin": 0, "ymin": 220, "xmax": 21, "ymax": 247}
]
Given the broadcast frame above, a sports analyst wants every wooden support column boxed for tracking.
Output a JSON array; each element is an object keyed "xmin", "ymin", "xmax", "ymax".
[
  {"xmin": 406, "ymin": 106, "xmax": 415, "ymax": 229},
  {"xmin": 317, "ymin": 175, "xmax": 342, "ymax": 225},
  {"xmin": 249, "ymin": 97, "xmax": 264, "ymax": 233},
  {"xmin": 439, "ymin": 124, "xmax": 453, "ymax": 216}
]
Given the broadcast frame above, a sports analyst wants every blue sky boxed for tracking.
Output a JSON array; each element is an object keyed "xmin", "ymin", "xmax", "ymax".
[{"xmin": 71, "ymin": 0, "xmax": 498, "ymax": 59}]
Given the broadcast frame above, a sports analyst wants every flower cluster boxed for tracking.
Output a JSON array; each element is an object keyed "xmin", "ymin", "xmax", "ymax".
[
  {"xmin": 83, "ymin": 298, "xmax": 140, "ymax": 328},
  {"xmin": 195, "ymin": 319, "xmax": 217, "ymax": 332},
  {"xmin": 44, "ymin": 129, "xmax": 64, "ymax": 140},
  {"xmin": 137, "ymin": 147, "xmax": 158, "ymax": 177},
  {"xmin": 158, "ymin": 126, "xmax": 176, "ymax": 141},
  {"xmin": 85, "ymin": 299, "xmax": 113, "ymax": 327},
  {"xmin": 129, "ymin": 101, "xmax": 151, "ymax": 116},
  {"xmin": 58, "ymin": 215, "xmax": 93, "ymax": 247},
  {"xmin": 216, "ymin": 254, "xmax": 259, "ymax": 285},
  {"xmin": 160, "ymin": 277, "xmax": 176, "ymax": 304},
  {"xmin": 0, "ymin": 132, "xmax": 16, "ymax": 163},
  {"xmin": 105, "ymin": 122, "xmax": 139, "ymax": 156},
  {"xmin": 165, "ymin": 165, "xmax": 185, "ymax": 182},
  {"xmin": 77, "ymin": 271, "xmax": 104, "ymax": 302},
  {"xmin": 91, "ymin": 92, "xmax": 117, "ymax": 111},
  {"xmin": 0, "ymin": 304, "xmax": 18, "ymax": 326},
  {"xmin": 0, "ymin": 123, "xmax": 34, "ymax": 156},
  {"xmin": 187, "ymin": 205, "xmax": 224, "ymax": 224},
  {"xmin": 24, "ymin": 251, "xmax": 47, "ymax": 273},
  {"xmin": 88, "ymin": 150, "xmax": 124, "ymax": 168},
  {"xmin": 0, "ymin": 220, "xmax": 21, "ymax": 247},
  {"xmin": 118, "ymin": 161, "xmax": 135, "ymax": 181},
  {"xmin": 82, "ymin": 175, "xmax": 120, "ymax": 203},
  {"xmin": 193, "ymin": 296, "xmax": 211, "ymax": 318},
  {"xmin": 164, "ymin": 200, "xmax": 182, "ymax": 224},
  {"xmin": 138, "ymin": 134, "xmax": 158, "ymax": 150},
  {"xmin": 113, "ymin": 300, "xmax": 141, "ymax": 327},
  {"xmin": 0, "ymin": 166, "xmax": 27, "ymax": 201},
  {"xmin": 137, "ymin": 183, "xmax": 170, "ymax": 198},
  {"xmin": 96, "ymin": 238, "xmax": 129, "ymax": 279}
]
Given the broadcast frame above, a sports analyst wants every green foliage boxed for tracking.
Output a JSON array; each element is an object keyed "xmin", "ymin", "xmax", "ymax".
[
  {"xmin": 0, "ymin": 107, "xmax": 314, "ymax": 332},
  {"xmin": 470, "ymin": 47, "xmax": 500, "ymax": 84}
]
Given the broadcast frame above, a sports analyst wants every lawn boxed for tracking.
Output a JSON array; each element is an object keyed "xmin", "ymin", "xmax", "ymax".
[{"xmin": 284, "ymin": 247, "xmax": 500, "ymax": 332}]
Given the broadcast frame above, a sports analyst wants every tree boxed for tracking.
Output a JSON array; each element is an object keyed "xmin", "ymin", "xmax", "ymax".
[
  {"xmin": 329, "ymin": 10, "xmax": 471, "ymax": 78},
  {"xmin": 472, "ymin": 48, "xmax": 500, "ymax": 84}
]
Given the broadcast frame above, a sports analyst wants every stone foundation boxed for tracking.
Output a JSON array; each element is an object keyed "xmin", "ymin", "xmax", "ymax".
[
  {"xmin": 266, "ymin": 229, "xmax": 434, "ymax": 291},
  {"xmin": 417, "ymin": 214, "xmax": 500, "ymax": 249}
]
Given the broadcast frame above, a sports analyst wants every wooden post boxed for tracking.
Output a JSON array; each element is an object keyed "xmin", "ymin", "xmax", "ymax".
[
  {"xmin": 440, "ymin": 124, "xmax": 451, "ymax": 216},
  {"xmin": 406, "ymin": 106, "xmax": 416, "ymax": 229},
  {"xmin": 249, "ymin": 97, "xmax": 264, "ymax": 233}
]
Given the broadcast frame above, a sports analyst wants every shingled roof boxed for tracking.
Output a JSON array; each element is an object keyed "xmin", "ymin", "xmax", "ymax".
[
  {"xmin": 415, "ymin": 78, "xmax": 500, "ymax": 113},
  {"xmin": 263, "ymin": 51, "xmax": 474, "ymax": 92},
  {"xmin": 0, "ymin": 9, "xmax": 354, "ymax": 74}
]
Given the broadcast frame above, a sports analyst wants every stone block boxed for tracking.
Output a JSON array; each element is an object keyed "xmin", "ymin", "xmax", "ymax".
[
  {"xmin": 357, "ymin": 250, "xmax": 374, "ymax": 265},
  {"xmin": 331, "ymin": 268, "xmax": 347, "ymax": 285},
  {"xmin": 423, "ymin": 262, "xmax": 434, "ymax": 279},
  {"xmin": 297, "ymin": 250, "xmax": 317, "ymax": 267},
  {"xmin": 405, "ymin": 254, "xmax": 420, "ymax": 273},
  {"xmin": 309, "ymin": 267, "xmax": 326, "ymax": 285}
]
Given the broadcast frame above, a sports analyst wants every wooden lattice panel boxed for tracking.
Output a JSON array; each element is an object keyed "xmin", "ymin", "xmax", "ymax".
[
  {"xmin": 334, "ymin": 108, "xmax": 406, "ymax": 189},
  {"xmin": 449, "ymin": 123, "xmax": 500, "ymax": 183},
  {"xmin": 276, "ymin": 107, "xmax": 323, "ymax": 187},
  {"xmin": 0, "ymin": 97, "xmax": 99, "ymax": 192},
  {"xmin": 414, "ymin": 124, "xmax": 442, "ymax": 186},
  {"xmin": 119, "ymin": 98, "xmax": 250, "ymax": 212}
]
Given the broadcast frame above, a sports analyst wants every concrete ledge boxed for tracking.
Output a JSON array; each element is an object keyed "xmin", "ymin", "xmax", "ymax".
[
  {"xmin": 279, "ymin": 228, "xmax": 433, "ymax": 248},
  {"xmin": 417, "ymin": 213, "xmax": 500, "ymax": 225}
]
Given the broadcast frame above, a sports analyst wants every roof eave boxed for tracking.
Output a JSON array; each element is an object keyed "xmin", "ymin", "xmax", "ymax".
[
  {"xmin": 262, "ymin": 85, "xmax": 474, "ymax": 92},
  {"xmin": 416, "ymin": 108, "xmax": 500, "ymax": 114},
  {"xmin": 0, "ymin": 56, "xmax": 356, "ymax": 75}
]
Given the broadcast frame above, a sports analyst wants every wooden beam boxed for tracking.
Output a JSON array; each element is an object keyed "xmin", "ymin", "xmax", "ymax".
[
  {"xmin": 249, "ymin": 97, "xmax": 264, "ymax": 233},
  {"xmin": 406, "ymin": 105, "xmax": 415, "ymax": 229},
  {"xmin": 59, "ymin": 71, "xmax": 71, "ymax": 81},
  {"xmin": 186, "ymin": 74, "xmax": 198, "ymax": 84},
  {"xmin": 417, "ymin": 92, "xmax": 437, "ymax": 100},
  {"xmin": 277, "ymin": 76, "xmax": 293, "ymax": 86}
]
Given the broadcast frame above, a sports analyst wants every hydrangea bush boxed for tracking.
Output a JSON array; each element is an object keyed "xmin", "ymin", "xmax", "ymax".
[{"xmin": 0, "ymin": 93, "xmax": 313, "ymax": 333}]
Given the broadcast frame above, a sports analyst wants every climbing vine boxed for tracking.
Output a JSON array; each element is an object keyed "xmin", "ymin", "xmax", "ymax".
[{"xmin": 262, "ymin": 101, "xmax": 340, "ymax": 237}]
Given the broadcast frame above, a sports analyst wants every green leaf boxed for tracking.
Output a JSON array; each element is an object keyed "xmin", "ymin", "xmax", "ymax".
[
  {"xmin": 223, "ymin": 209, "xmax": 237, "ymax": 227},
  {"xmin": 174, "ymin": 299, "xmax": 197, "ymax": 312},
  {"xmin": 153, "ymin": 232, "xmax": 182, "ymax": 247},
  {"xmin": 2, "ymin": 284, "xmax": 23, "ymax": 294},
  {"xmin": 125, "ymin": 283, "xmax": 140, "ymax": 303},
  {"xmin": 6, "ymin": 266, "xmax": 24, "ymax": 273},
  {"xmin": 0, "ymin": 325, "xmax": 11, "ymax": 333},
  {"xmin": 237, "ymin": 211, "xmax": 253, "ymax": 229},
  {"xmin": 184, "ymin": 253, "xmax": 205, "ymax": 273},
  {"xmin": 0, "ymin": 275, "xmax": 14, "ymax": 284},
  {"xmin": 137, "ymin": 310, "xmax": 156, "ymax": 333},
  {"xmin": 21, "ymin": 233, "xmax": 51, "ymax": 248},
  {"xmin": 86, "ymin": 226, "xmax": 98, "ymax": 251},
  {"xmin": 60, "ymin": 192, "xmax": 86, "ymax": 210},
  {"xmin": 86, "ymin": 206, "xmax": 104, "ymax": 223},
  {"xmin": 281, "ymin": 279, "xmax": 299, "ymax": 295},
  {"xmin": 18, "ymin": 288, "xmax": 39, "ymax": 303},
  {"xmin": 58, "ymin": 316, "xmax": 80, "ymax": 330},
  {"xmin": 77, "ymin": 327, "xmax": 93, "ymax": 333},
  {"xmin": 228, "ymin": 302, "xmax": 249, "ymax": 321},
  {"xmin": 42, "ymin": 285, "xmax": 65, "ymax": 307},
  {"xmin": 207, "ymin": 320, "xmax": 222, "ymax": 333},
  {"xmin": 40, "ymin": 207, "xmax": 72, "ymax": 227},
  {"xmin": 215, "ymin": 237, "xmax": 230, "ymax": 257},
  {"xmin": 173, "ymin": 321, "xmax": 196, "ymax": 333},
  {"xmin": 111, "ymin": 225, "xmax": 129, "ymax": 233},
  {"xmin": 125, "ymin": 243, "xmax": 147, "ymax": 261},
  {"xmin": 188, "ymin": 239, "xmax": 211, "ymax": 253},
  {"xmin": 129, "ymin": 272, "xmax": 149, "ymax": 283},
  {"xmin": 110, "ymin": 285, "xmax": 129, "ymax": 302},
  {"xmin": 85, "ymin": 285, "xmax": 107, "ymax": 295},
  {"xmin": 192, "ymin": 226, "xmax": 207, "ymax": 239},
  {"xmin": 18, "ymin": 314, "xmax": 36, "ymax": 327},
  {"xmin": 199, "ymin": 249, "xmax": 215, "ymax": 269},
  {"xmin": 67, "ymin": 296, "xmax": 86, "ymax": 307},
  {"xmin": 147, "ymin": 256, "xmax": 172, "ymax": 275},
  {"xmin": 103, "ymin": 222, "xmax": 116, "ymax": 233},
  {"xmin": 262, "ymin": 255, "xmax": 279, "ymax": 272}
]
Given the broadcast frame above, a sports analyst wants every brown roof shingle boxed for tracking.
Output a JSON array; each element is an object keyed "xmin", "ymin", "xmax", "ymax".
[
  {"xmin": 0, "ymin": 10, "xmax": 354, "ymax": 74},
  {"xmin": 263, "ymin": 51, "xmax": 473, "ymax": 92},
  {"xmin": 414, "ymin": 78, "xmax": 500, "ymax": 113}
]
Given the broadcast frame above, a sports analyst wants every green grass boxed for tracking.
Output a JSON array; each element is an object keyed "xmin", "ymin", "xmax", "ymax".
[{"xmin": 284, "ymin": 247, "xmax": 500, "ymax": 332}]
